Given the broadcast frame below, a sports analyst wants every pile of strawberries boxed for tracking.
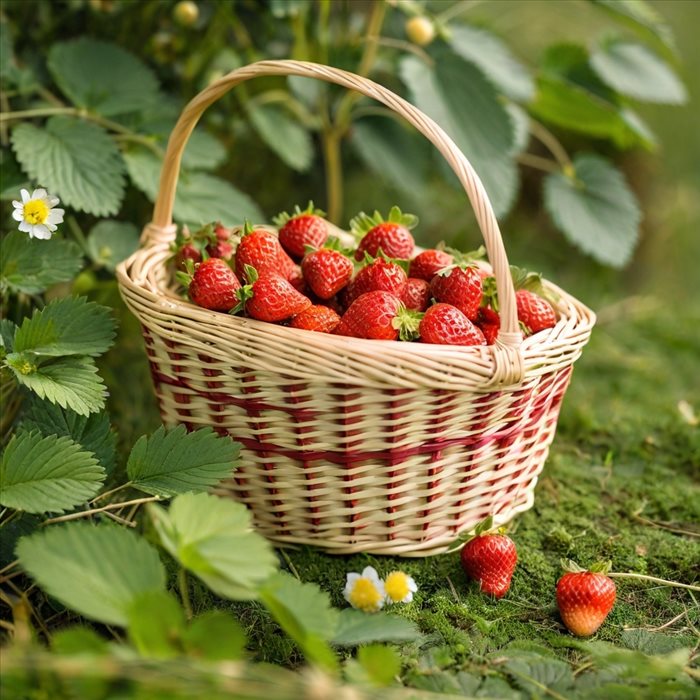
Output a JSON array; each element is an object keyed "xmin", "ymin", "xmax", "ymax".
[{"xmin": 174, "ymin": 204, "xmax": 558, "ymax": 345}]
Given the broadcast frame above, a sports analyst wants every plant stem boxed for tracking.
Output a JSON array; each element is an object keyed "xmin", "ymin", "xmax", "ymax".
[
  {"xmin": 529, "ymin": 119, "xmax": 574, "ymax": 174},
  {"xmin": 369, "ymin": 36, "xmax": 433, "ymax": 64},
  {"xmin": 0, "ymin": 107, "xmax": 76, "ymax": 121},
  {"xmin": 321, "ymin": 0, "xmax": 387, "ymax": 223},
  {"xmin": 90, "ymin": 481, "xmax": 134, "ymax": 504},
  {"xmin": 608, "ymin": 572, "xmax": 700, "ymax": 592},
  {"xmin": 516, "ymin": 153, "xmax": 561, "ymax": 174},
  {"xmin": 179, "ymin": 568, "xmax": 193, "ymax": 620},
  {"xmin": 321, "ymin": 130, "xmax": 343, "ymax": 225},
  {"xmin": 42, "ymin": 496, "xmax": 160, "ymax": 525},
  {"xmin": 67, "ymin": 215, "xmax": 91, "ymax": 256}
]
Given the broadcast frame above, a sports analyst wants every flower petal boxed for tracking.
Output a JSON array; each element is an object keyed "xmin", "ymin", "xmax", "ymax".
[
  {"xmin": 18, "ymin": 221, "xmax": 32, "ymax": 234},
  {"xmin": 31, "ymin": 188, "xmax": 47, "ymax": 200},
  {"xmin": 32, "ymin": 225, "xmax": 53, "ymax": 240},
  {"xmin": 12, "ymin": 208, "xmax": 24, "ymax": 222},
  {"xmin": 20, "ymin": 188, "xmax": 30, "ymax": 203},
  {"xmin": 47, "ymin": 208, "xmax": 65, "ymax": 225},
  {"xmin": 12, "ymin": 199, "xmax": 23, "ymax": 209}
]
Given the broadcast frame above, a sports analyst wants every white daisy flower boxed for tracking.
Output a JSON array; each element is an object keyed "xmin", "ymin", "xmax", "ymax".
[
  {"xmin": 384, "ymin": 570, "xmax": 418, "ymax": 604},
  {"xmin": 12, "ymin": 188, "xmax": 65, "ymax": 240},
  {"xmin": 343, "ymin": 565, "xmax": 385, "ymax": 613}
]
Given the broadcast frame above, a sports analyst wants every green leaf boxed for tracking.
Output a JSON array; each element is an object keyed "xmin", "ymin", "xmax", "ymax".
[
  {"xmin": 590, "ymin": 39, "xmax": 687, "ymax": 105},
  {"xmin": 506, "ymin": 103, "xmax": 530, "ymax": 155},
  {"xmin": 0, "ymin": 319, "xmax": 16, "ymax": 352},
  {"xmin": 127, "ymin": 425, "xmax": 240, "ymax": 497},
  {"xmin": 247, "ymin": 104, "xmax": 313, "ymax": 172},
  {"xmin": 182, "ymin": 130, "xmax": 227, "ymax": 171},
  {"xmin": 21, "ymin": 398, "xmax": 116, "ymax": 476},
  {"xmin": 589, "ymin": 0, "xmax": 677, "ymax": 60},
  {"xmin": 10, "ymin": 355, "xmax": 108, "ymax": 416},
  {"xmin": 127, "ymin": 590, "xmax": 186, "ymax": 659},
  {"xmin": 13, "ymin": 297, "xmax": 116, "ymax": 358},
  {"xmin": 260, "ymin": 572, "xmax": 339, "ymax": 670},
  {"xmin": 0, "ymin": 148, "xmax": 30, "ymax": 200},
  {"xmin": 0, "ymin": 231, "xmax": 83, "ymax": 295},
  {"xmin": 400, "ymin": 50, "xmax": 517, "ymax": 217},
  {"xmin": 544, "ymin": 154, "xmax": 641, "ymax": 267},
  {"xmin": 16, "ymin": 522, "xmax": 166, "ymax": 626},
  {"xmin": 86, "ymin": 220, "xmax": 140, "ymax": 271},
  {"xmin": 0, "ymin": 512, "xmax": 39, "ymax": 568},
  {"xmin": 52, "ymin": 627, "xmax": 109, "ymax": 655},
  {"xmin": 500, "ymin": 650, "xmax": 574, "ymax": 696},
  {"xmin": 531, "ymin": 44, "xmax": 654, "ymax": 150},
  {"xmin": 123, "ymin": 144, "xmax": 263, "ymax": 225},
  {"xmin": 357, "ymin": 645, "xmax": 401, "ymax": 686},
  {"xmin": 149, "ymin": 492, "xmax": 277, "ymax": 601},
  {"xmin": 448, "ymin": 24, "xmax": 534, "ymax": 101},
  {"xmin": 350, "ymin": 116, "xmax": 430, "ymax": 197},
  {"xmin": 332, "ymin": 609, "xmax": 422, "ymax": 647},
  {"xmin": 48, "ymin": 38, "xmax": 159, "ymax": 117},
  {"xmin": 183, "ymin": 610, "xmax": 247, "ymax": 661},
  {"xmin": 0, "ymin": 430, "xmax": 104, "ymax": 513},
  {"xmin": 11, "ymin": 116, "xmax": 126, "ymax": 216}
]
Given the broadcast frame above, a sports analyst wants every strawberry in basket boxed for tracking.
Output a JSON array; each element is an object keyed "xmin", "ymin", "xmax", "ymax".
[
  {"xmin": 334, "ymin": 290, "xmax": 421, "ymax": 341},
  {"xmin": 177, "ymin": 257, "xmax": 241, "ymax": 312},
  {"xmin": 234, "ymin": 265, "xmax": 311, "ymax": 322},
  {"xmin": 235, "ymin": 222, "xmax": 298, "ymax": 284},
  {"xmin": 274, "ymin": 202, "xmax": 329, "ymax": 260},
  {"xmin": 301, "ymin": 242, "xmax": 354, "ymax": 300},
  {"xmin": 344, "ymin": 256, "xmax": 408, "ymax": 307},
  {"xmin": 350, "ymin": 206, "xmax": 417, "ymax": 261},
  {"xmin": 408, "ymin": 248, "xmax": 454, "ymax": 281},
  {"xmin": 173, "ymin": 222, "xmax": 234, "ymax": 270}
]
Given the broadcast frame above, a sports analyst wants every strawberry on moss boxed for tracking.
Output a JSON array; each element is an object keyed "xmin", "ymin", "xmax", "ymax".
[
  {"xmin": 273, "ymin": 201, "xmax": 329, "ymax": 260},
  {"xmin": 350, "ymin": 206, "xmax": 417, "ymax": 261},
  {"xmin": 457, "ymin": 516, "xmax": 518, "ymax": 598}
]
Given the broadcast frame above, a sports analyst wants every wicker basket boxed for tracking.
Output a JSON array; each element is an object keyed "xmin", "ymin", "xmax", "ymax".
[{"xmin": 117, "ymin": 60, "xmax": 595, "ymax": 556}]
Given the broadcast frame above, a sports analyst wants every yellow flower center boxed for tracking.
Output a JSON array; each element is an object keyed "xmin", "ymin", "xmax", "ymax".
[
  {"xmin": 24, "ymin": 199, "xmax": 49, "ymax": 225},
  {"xmin": 348, "ymin": 578, "xmax": 383, "ymax": 612},
  {"xmin": 385, "ymin": 571, "xmax": 411, "ymax": 602}
]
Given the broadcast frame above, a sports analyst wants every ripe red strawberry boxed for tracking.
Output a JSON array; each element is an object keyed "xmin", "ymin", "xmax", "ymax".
[
  {"xmin": 184, "ymin": 258, "xmax": 241, "ymax": 312},
  {"xmin": 419, "ymin": 303, "xmax": 486, "ymax": 346},
  {"xmin": 556, "ymin": 561, "xmax": 616, "ymax": 637},
  {"xmin": 274, "ymin": 202, "xmax": 328, "ymax": 260},
  {"xmin": 234, "ymin": 223, "xmax": 296, "ymax": 283},
  {"xmin": 290, "ymin": 304, "xmax": 341, "ymax": 333},
  {"xmin": 459, "ymin": 518, "xmax": 517, "ymax": 598},
  {"xmin": 430, "ymin": 266, "xmax": 483, "ymax": 321},
  {"xmin": 302, "ymin": 249, "xmax": 354, "ymax": 300},
  {"xmin": 402, "ymin": 277, "xmax": 431, "ymax": 312},
  {"xmin": 334, "ymin": 291, "xmax": 420, "ymax": 341},
  {"xmin": 345, "ymin": 257, "xmax": 408, "ymax": 307},
  {"xmin": 409, "ymin": 249, "xmax": 454, "ymax": 281},
  {"xmin": 235, "ymin": 267, "xmax": 311, "ymax": 322},
  {"xmin": 475, "ymin": 307, "xmax": 500, "ymax": 345},
  {"xmin": 350, "ymin": 206, "xmax": 417, "ymax": 261},
  {"xmin": 516, "ymin": 290, "xmax": 557, "ymax": 335}
]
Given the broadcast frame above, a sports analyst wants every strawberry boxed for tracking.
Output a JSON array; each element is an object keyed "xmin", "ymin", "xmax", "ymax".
[
  {"xmin": 334, "ymin": 291, "xmax": 421, "ymax": 341},
  {"xmin": 181, "ymin": 258, "xmax": 241, "ymax": 312},
  {"xmin": 459, "ymin": 517, "xmax": 517, "ymax": 598},
  {"xmin": 235, "ymin": 266, "xmax": 311, "ymax": 322},
  {"xmin": 175, "ymin": 241, "xmax": 202, "ymax": 271},
  {"xmin": 205, "ymin": 222, "xmax": 234, "ymax": 261},
  {"xmin": 345, "ymin": 257, "xmax": 408, "ymax": 307},
  {"xmin": 409, "ymin": 249, "xmax": 454, "ymax": 281},
  {"xmin": 516, "ymin": 290, "xmax": 557, "ymax": 335},
  {"xmin": 302, "ymin": 248, "xmax": 354, "ymax": 300},
  {"xmin": 419, "ymin": 303, "xmax": 486, "ymax": 346},
  {"xmin": 350, "ymin": 206, "xmax": 417, "ymax": 261},
  {"xmin": 475, "ymin": 307, "xmax": 500, "ymax": 345},
  {"xmin": 234, "ymin": 222, "xmax": 296, "ymax": 283},
  {"xmin": 403, "ymin": 277, "xmax": 431, "ymax": 312},
  {"xmin": 290, "ymin": 304, "xmax": 341, "ymax": 333},
  {"xmin": 556, "ymin": 560, "xmax": 616, "ymax": 637},
  {"xmin": 274, "ymin": 202, "xmax": 328, "ymax": 260},
  {"xmin": 430, "ymin": 265, "xmax": 483, "ymax": 321}
]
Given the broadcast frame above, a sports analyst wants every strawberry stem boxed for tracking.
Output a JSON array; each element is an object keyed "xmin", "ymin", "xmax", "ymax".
[{"xmin": 607, "ymin": 572, "xmax": 700, "ymax": 592}]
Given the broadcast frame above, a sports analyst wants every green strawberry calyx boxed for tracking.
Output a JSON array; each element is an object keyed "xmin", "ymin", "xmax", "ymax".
[
  {"xmin": 446, "ymin": 514, "xmax": 501, "ymax": 551},
  {"xmin": 175, "ymin": 258, "xmax": 197, "ymax": 289},
  {"xmin": 273, "ymin": 201, "xmax": 326, "ymax": 227},
  {"xmin": 231, "ymin": 264, "xmax": 258, "ymax": 315},
  {"xmin": 392, "ymin": 304, "xmax": 423, "ymax": 342},
  {"xmin": 349, "ymin": 205, "xmax": 419, "ymax": 238},
  {"xmin": 303, "ymin": 236, "xmax": 353, "ymax": 258},
  {"xmin": 560, "ymin": 558, "xmax": 612, "ymax": 575}
]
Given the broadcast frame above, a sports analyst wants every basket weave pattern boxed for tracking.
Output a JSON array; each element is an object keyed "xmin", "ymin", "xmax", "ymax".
[{"xmin": 117, "ymin": 61, "xmax": 595, "ymax": 556}]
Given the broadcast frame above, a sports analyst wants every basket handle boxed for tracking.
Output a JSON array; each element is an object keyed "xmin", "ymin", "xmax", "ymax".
[{"xmin": 147, "ymin": 59, "xmax": 522, "ymax": 355}]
